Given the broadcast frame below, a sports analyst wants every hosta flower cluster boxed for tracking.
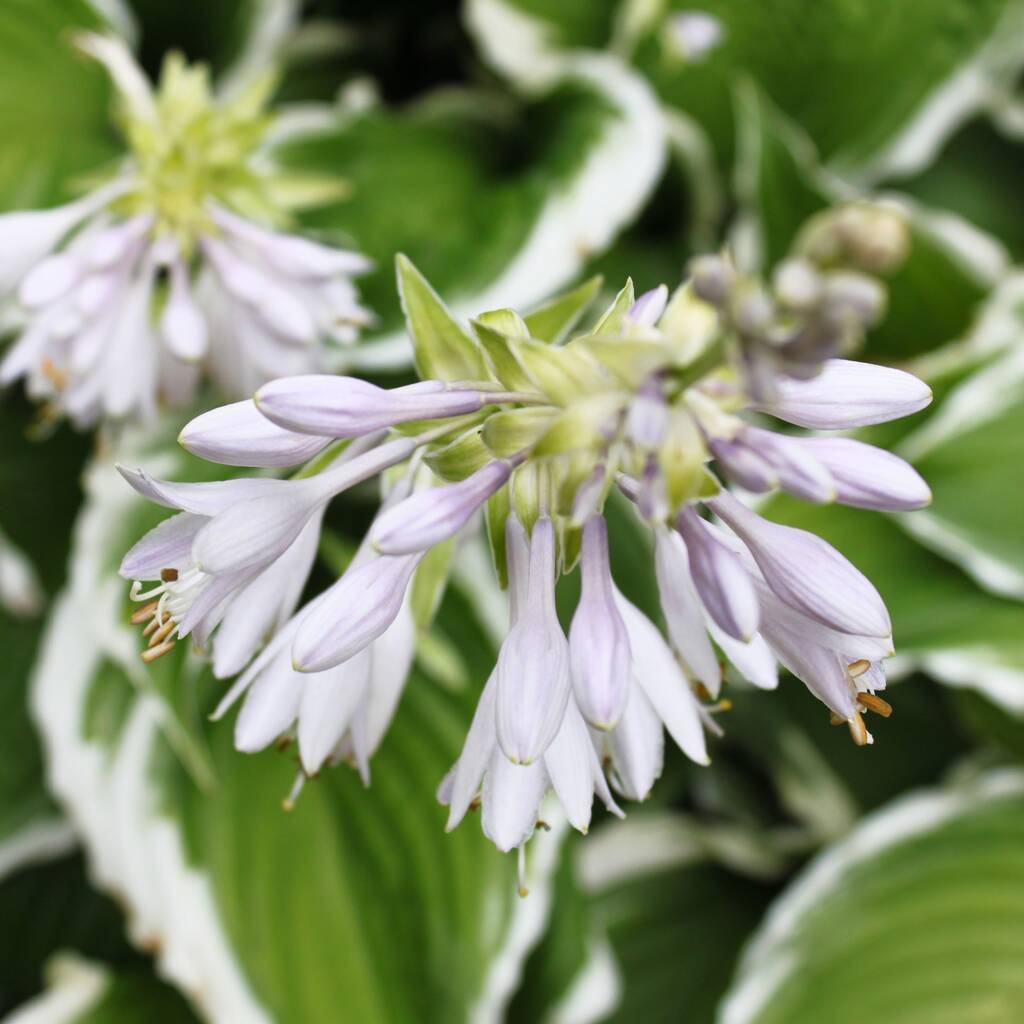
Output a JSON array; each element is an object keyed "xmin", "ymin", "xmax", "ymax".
[
  {"xmin": 120, "ymin": 209, "xmax": 931, "ymax": 868},
  {"xmin": 0, "ymin": 35, "xmax": 370, "ymax": 427}
]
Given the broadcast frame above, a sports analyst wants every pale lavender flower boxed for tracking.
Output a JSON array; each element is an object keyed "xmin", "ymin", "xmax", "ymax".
[
  {"xmin": 0, "ymin": 37, "xmax": 371, "ymax": 427},
  {"xmin": 439, "ymin": 516, "xmax": 622, "ymax": 872},
  {"xmin": 568, "ymin": 516, "xmax": 631, "ymax": 729},
  {"xmin": 118, "ymin": 242, "xmax": 932, "ymax": 859}
]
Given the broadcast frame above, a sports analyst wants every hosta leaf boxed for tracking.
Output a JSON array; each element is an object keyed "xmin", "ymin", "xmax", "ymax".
[
  {"xmin": 897, "ymin": 346, "xmax": 1024, "ymax": 599},
  {"xmin": 275, "ymin": 42, "xmax": 664, "ymax": 370},
  {"xmin": 4, "ymin": 953, "xmax": 197, "ymax": 1024},
  {"xmin": 0, "ymin": 0, "xmax": 119, "ymax": 210},
  {"xmin": 0, "ymin": 398, "xmax": 89, "ymax": 847},
  {"xmin": 469, "ymin": 0, "xmax": 1017, "ymax": 175},
  {"xmin": 581, "ymin": 833, "xmax": 777, "ymax": 1024},
  {"xmin": 720, "ymin": 771, "xmax": 1024, "ymax": 1024},
  {"xmin": 32, "ymin": 446, "xmax": 564, "ymax": 1022},
  {"xmin": 0, "ymin": 850, "xmax": 149, "ymax": 1017}
]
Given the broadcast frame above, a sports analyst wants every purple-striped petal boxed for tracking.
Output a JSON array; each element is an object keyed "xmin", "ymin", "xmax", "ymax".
[
  {"xmin": 676, "ymin": 506, "xmax": 760, "ymax": 641},
  {"xmin": 255, "ymin": 375, "xmax": 484, "ymax": 437},
  {"xmin": 179, "ymin": 400, "xmax": 331, "ymax": 468},
  {"xmin": 495, "ymin": 517, "xmax": 572, "ymax": 765},
  {"xmin": 568, "ymin": 516, "xmax": 631, "ymax": 729},
  {"xmin": 708, "ymin": 490, "xmax": 891, "ymax": 639},
  {"xmin": 293, "ymin": 552, "xmax": 422, "ymax": 672},
  {"xmin": 751, "ymin": 358, "xmax": 932, "ymax": 429},
  {"xmin": 371, "ymin": 459, "xmax": 514, "ymax": 555},
  {"xmin": 795, "ymin": 437, "xmax": 931, "ymax": 511}
]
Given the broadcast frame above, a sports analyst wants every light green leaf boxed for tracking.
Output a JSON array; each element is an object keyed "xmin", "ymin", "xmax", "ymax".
[
  {"xmin": 476, "ymin": 307, "xmax": 531, "ymax": 340},
  {"xmin": 276, "ymin": 68, "xmax": 664, "ymax": 371},
  {"xmin": 0, "ymin": 401, "xmax": 89, "ymax": 848},
  {"xmin": 581, "ymin": 829, "xmax": 777, "ymax": 1024},
  {"xmin": 473, "ymin": 319, "xmax": 539, "ymax": 393},
  {"xmin": 4, "ymin": 952, "xmax": 198, "ymax": 1024},
  {"xmin": 897, "ymin": 346, "xmax": 1024, "ymax": 599},
  {"xmin": 523, "ymin": 274, "xmax": 604, "ymax": 344},
  {"xmin": 0, "ymin": 0, "xmax": 119, "ymax": 210},
  {"xmin": 532, "ymin": 394, "xmax": 625, "ymax": 457},
  {"xmin": 720, "ymin": 771, "xmax": 1024, "ymax": 1024},
  {"xmin": 475, "ymin": 0, "xmax": 1017, "ymax": 175},
  {"xmin": 424, "ymin": 425, "xmax": 492, "ymax": 481},
  {"xmin": 396, "ymin": 254, "xmax": 489, "ymax": 382},
  {"xmin": 590, "ymin": 279, "xmax": 636, "ymax": 336},
  {"xmin": 482, "ymin": 407, "xmax": 558, "ymax": 458},
  {"xmin": 514, "ymin": 338, "xmax": 609, "ymax": 404}
]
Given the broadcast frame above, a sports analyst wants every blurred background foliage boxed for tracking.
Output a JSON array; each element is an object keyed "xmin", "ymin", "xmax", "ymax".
[{"xmin": 2, "ymin": 1, "xmax": 1024, "ymax": 1022}]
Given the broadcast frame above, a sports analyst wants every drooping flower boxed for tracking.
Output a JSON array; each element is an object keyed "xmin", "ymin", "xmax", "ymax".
[
  {"xmin": 0, "ymin": 34, "xmax": 370, "ymax": 428},
  {"xmin": 119, "ymin": 210, "xmax": 930, "ymax": 858}
]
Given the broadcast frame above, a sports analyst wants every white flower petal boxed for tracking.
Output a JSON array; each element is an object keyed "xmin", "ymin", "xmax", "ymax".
[
  {"xmin": 796, "ymin": 437, "xmax": 932, "ymax": 511},
  {"xmin": 116, "ymin": 465, "xmax": 288, "ymax": 514},
  {"xmin": 234, "ymin": 652, "xmax": 301, "ymax": 753},
  {"xmin": 0, "ymin": 181, "xmax": 125, "ymax": 295},
  {"xmin": 293, "ymin": 552, "xmax": 422, "ymax": 672},
  {"xmin": 211, "ymin": 510, "xmax": 322, "ymax": 678},
  {"xmin": 752, "ymin": 358, "xmax": 932, "ymax": 429},
  {"xmin": 75, "ymin": 32, "xmax": 156, "ymax": 121},
  {"xmin": 192, "ymin": 480, "xmax": 323, "ymax": 576},
  {"xmin": 362, "ymin": 599, "xmax": 416, "ymax": 754},
  {"xmin": 19, "ymin": 252, "xmax": 82, "ymax": 308},
  {"xmin": 616, "ymin": 592, "xmax": 709, "ymax": 766},
  {"xmin": 255, "ymin": 375, "xmax": 482, "ymax": 437},
  {"xmin": 178, "ymin": 400, "xmax": 331, "ymax": 468},
  {"xmin": 446, "ymin": 673, "xmax": 498, "ymax": 830},
  {"xmin": 481, "ymin": 753, "xmax": 546, "ymax": 853},
  {"xmin": 543, "ymin": 699, "xmax": 600, "ymax": 834},
  {"xmin": 608, "ymin": 684, "xmax": 664, "ymax": 801},
  {"xmin": 652, "ymin": 527, "xmax": 721, "ymax": 694},
  {"xmin": 569, "ymin": 517, "xmax": 631, "ymax": 729},
  {"xmin": 706, "ymin": 618, "xmax": 778, "ymax": 690},
  {"xmin": 297, "ymin": 649, "xmax": 372, "ymax": 774},
  {"xmin": 161, "ymin": 260, "xmax": 208, "ymax": 361},
  {"xmin": 495, "ymin": 518, "xmax": 572, "ymax": 765},
  {"xmin": 371, "ymin": 459, "xmax": 513, "ymax": 556},
  {"xmin": 676, "ymin": 506, "xmax": 760, "ymax": 641},
  {"xmin": 119, "ymin": 511, "xmax": 205, "ymax": 580}
]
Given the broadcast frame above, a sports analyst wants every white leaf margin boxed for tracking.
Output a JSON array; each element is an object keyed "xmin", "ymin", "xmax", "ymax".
[
  {"xmin": 896, "ymin": 308, "xmax": 1024, "ymax": 601},
  {"xmin": 30, "ymin": 455, "xmax": 273, "ymax": 1023},
  {"xmin": 717, "ymin": 768, "xmax": 1024, "ymax": 1024},
  {"xmin": 30, "ymin": 447, "xmax": 568, "ymax": 1023},
  {"xmin": 4, "ymin": 954, "xmax": 110, "ymax": 1024},
  {"xmin": 332, "ymin": 0, "xmax": 667, "ymax": 373}
]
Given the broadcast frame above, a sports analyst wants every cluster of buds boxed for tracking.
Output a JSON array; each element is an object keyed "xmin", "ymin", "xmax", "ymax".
[
  {"xmin": 119, "ymin": 233, "xmax": 930, "ymax": 872},
  {"xmin": 0, "ymin": 35, "xmax": 370, "ymax": 427},
  {"xmin": 691, "ymin": 203, "xmax": 909, "ymax": 398}
]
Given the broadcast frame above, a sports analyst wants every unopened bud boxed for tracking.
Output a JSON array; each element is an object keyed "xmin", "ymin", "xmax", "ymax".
[
  {"xmin": 821, "ymin": 271, "xmax": 885, "ymax": 327},
  {"xmin": 689, "ymin": 255, "xmax": 734, "ymax": 306},
  {"xmin": 773, "ymin": 259, "xmax": 821, "ymax": 310},
  {"xmin": 732, "ymin": 286, "xmax": 774, "ymax": 338}
]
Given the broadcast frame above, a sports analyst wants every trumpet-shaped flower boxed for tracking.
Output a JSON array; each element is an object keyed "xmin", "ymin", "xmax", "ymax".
[
  {"xmin": 0, "ymin": 35, "xmax": 370, "ymax": 427},
  {"xmin": 119, "ymin": 222, "xmax": 931, "ymax": 861}
]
